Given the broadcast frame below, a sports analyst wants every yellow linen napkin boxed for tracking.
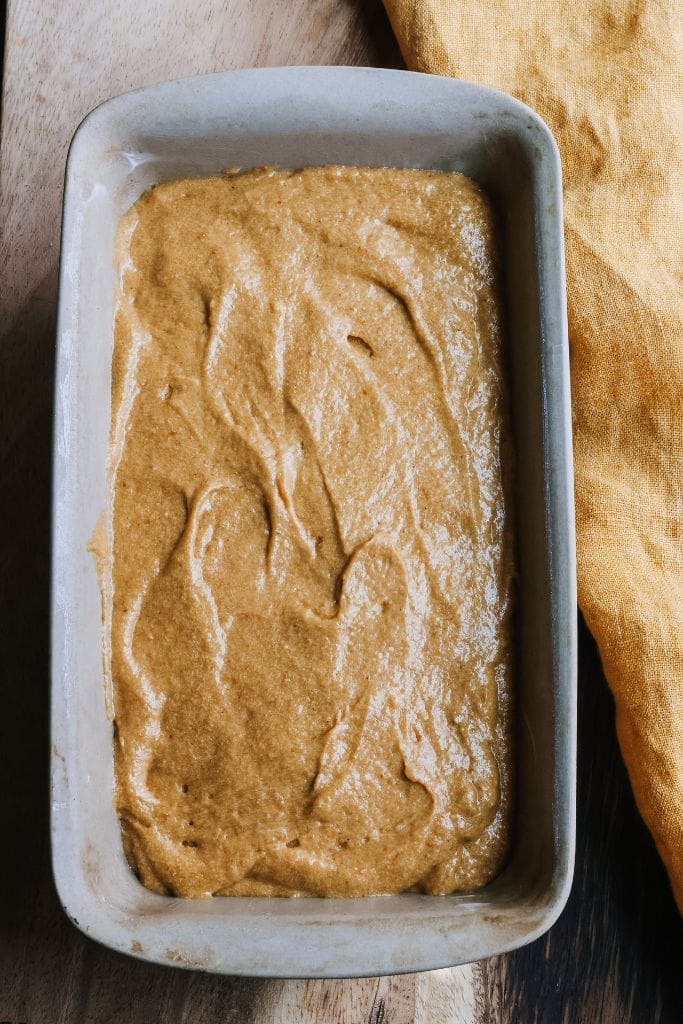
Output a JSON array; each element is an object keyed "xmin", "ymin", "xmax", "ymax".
[{"xmin": 382, "ymin": 0, "xmax": 683, "ymax": 910}]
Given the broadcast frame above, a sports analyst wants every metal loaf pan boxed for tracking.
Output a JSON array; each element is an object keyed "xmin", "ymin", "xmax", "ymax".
[{"xmin": 52, "ymin": 66, "xmax": 576, "ymax": 977}]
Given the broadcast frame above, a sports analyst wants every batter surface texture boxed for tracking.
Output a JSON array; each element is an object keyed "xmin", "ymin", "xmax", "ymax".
[{"xmin": 109, "ymin": 165, "xmax": 514, "ymax": 898}]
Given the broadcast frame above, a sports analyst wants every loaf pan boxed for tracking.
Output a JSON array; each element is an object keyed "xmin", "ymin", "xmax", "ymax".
[{"xmin": 51, "ymin": 66, "xmax": 576, "ymax": 977}]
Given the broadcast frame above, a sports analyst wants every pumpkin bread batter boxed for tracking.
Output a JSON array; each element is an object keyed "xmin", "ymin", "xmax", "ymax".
[{"xmin": 109, "ymin": 166, "xmax": 514, "ymax": 898}]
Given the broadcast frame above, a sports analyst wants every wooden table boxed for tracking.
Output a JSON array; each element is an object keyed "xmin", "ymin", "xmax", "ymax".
[{"xmin": 1, "ymin": 2, "xmax": 681, "ymax": 1020}]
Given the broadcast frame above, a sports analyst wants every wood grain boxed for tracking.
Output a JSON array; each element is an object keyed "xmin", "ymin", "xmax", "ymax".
[{"xmin": 1, "ymin": 1, "xmax": 681, "ymax": 1021}]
